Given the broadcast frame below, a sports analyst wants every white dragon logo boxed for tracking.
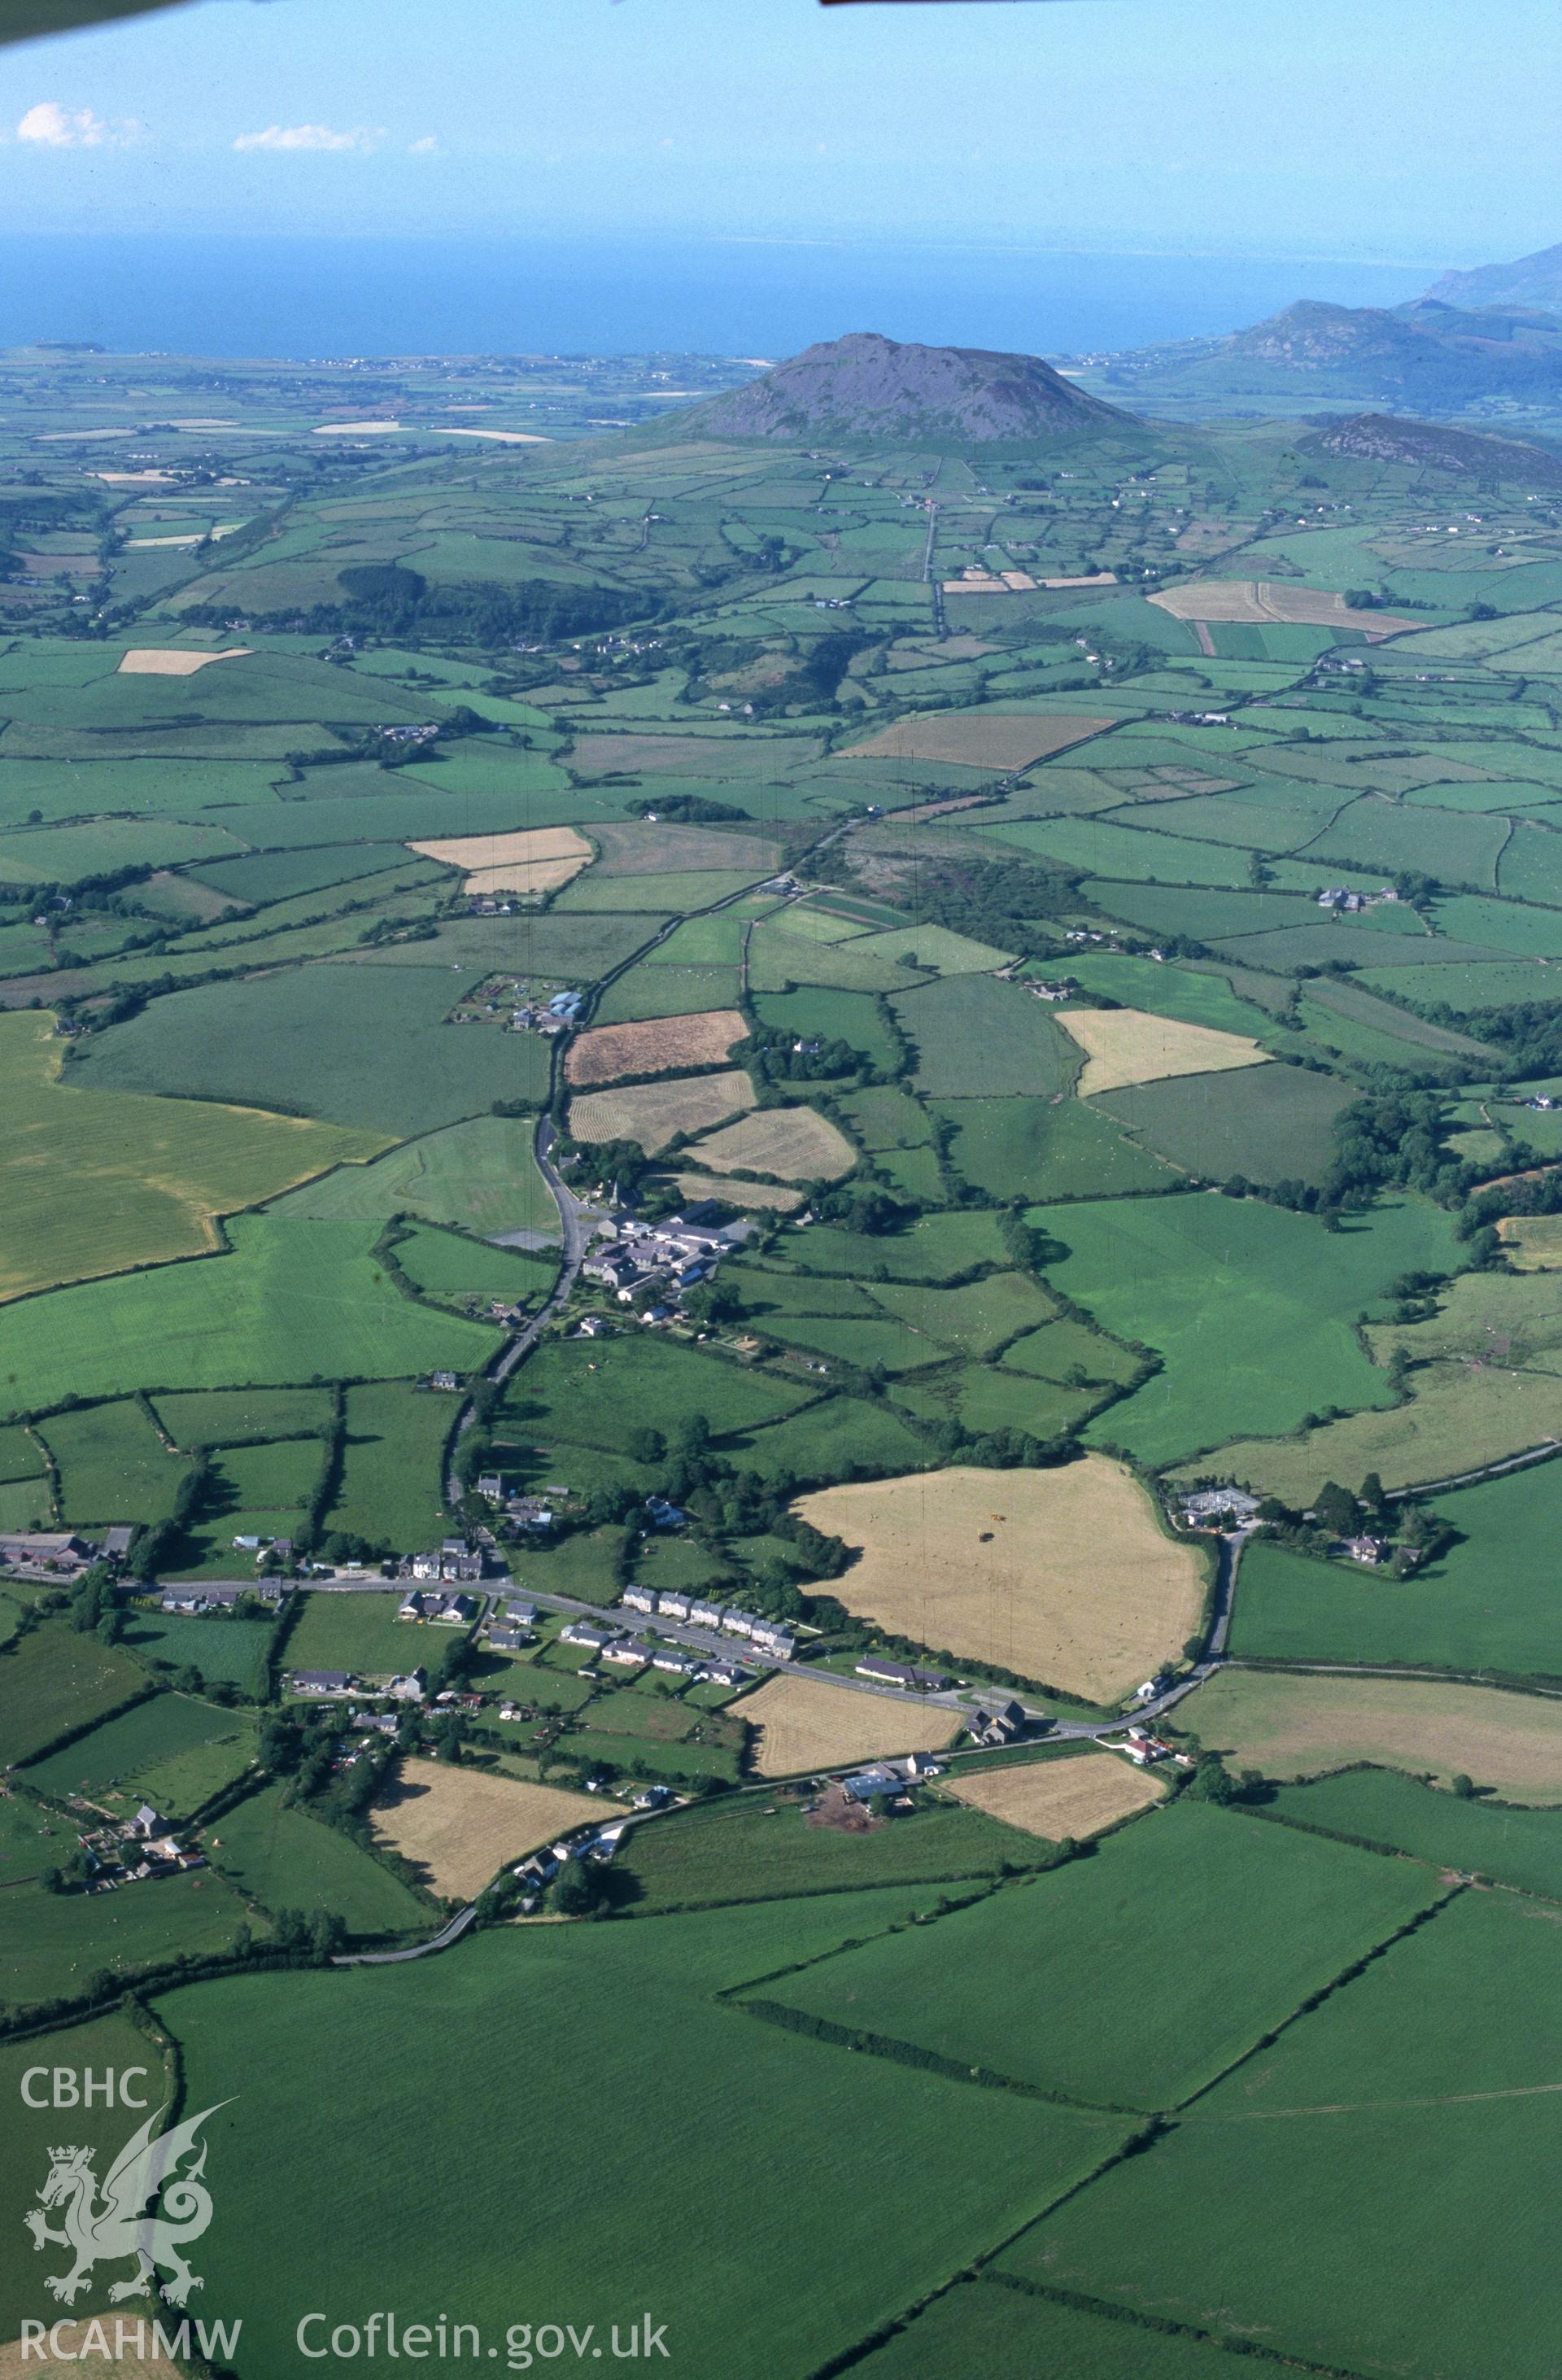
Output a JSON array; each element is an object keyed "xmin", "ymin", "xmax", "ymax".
[{"xmin": 24, "ymin": 2101, "xmax": 229, "ymax": 2308}]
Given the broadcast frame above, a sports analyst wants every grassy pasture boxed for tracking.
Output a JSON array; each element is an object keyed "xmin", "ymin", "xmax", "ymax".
[
  {"xmin": 71, "ymin": 963, "xmax": 552, "ymax": 1138},
  {"xmin": 895, "ymin": 974, "xmax": 1069, "ymax": 1098},
  {"xmin": 1095, "ymin": 1063, "xmax": 1352, "ymax": 1186},
  {"xmin": 0, "ymin": 1216, "xmax": 495, "ymax": 1417},
  {"xmin": 1039, "ymin": 1193, "xmax": 1459, "ymax": 1468},
  {"xmin": 120, "ymin": 1609, "xmax": 276, "ymax": 1693},
  {"xmin": 774, "ymin": 1207, "xmax": 1010, "ymax": 1282},
  {"xmin": 394, "ymin": 1221, "xmax": 544, "ymax": 1308},
  {"xmin": 1002, "ymin": 1892, "xmax": 1561, "ymax": 2380},
  {"xmin": 868, "ymin": 1269, "xmax": 1057, "ymax": 1356},
  {"xmin": 794, "ymin": 1457, "xmax": 1202, "ymax": 1701},
  {"xmin": 1267, "ymin": 1764, "xmax": 1562, "ymax": 1895},
  {"xmin": 2, "ymin": 1860, "xmax": 251, "ymax": 2017},
  {"xmin": 848, "ymin": 2282, "xmax": 1266, "ymax": 2380},
  {"xmin": 503, "ymin": 1333, "xmax": 809, "ymax": 1454},
  {"xmin": 725, "ymin": 1393, "xmax": 927, "ymax": 1486},
  {"xmin": 768, "ymin": 1802, "xmax": 1438, "ymax": 2109},
  {"xmin": 591, "ymin": 961, "xmax": 743, "ymax": 1024},
  {"xmin": 613, "ymin": 1792, "xmax": 1049, "ymax": 1912},
  {"xmin": 753, "ymin": 985, "xmax": 900, "ymax": 1072},
  {"xmin": 151, "ymin": 1384, "xmax": 331, "ymax": 1447},
  {"xmin": 0, "ymin": 1622, "xmax": 146, "ymax": 1763},
  {"xmin": 322, "ymin": 1381, "xmax": 455, "ymax": 1554},
  {"xmin": 27, "ymin": 1692, "xmax": 258, "ymax": 1818},
  {"xmin": 266, "ymin": 1116, "xmax": 558, "ymax": 1239},
  {"xmin": 0, "ymin": 1012, "xmax": 384, "ymax": 1302},
  {"xmin": 1233, "ymin": 1458, "xmax": 1562, "ymax": 1678},
  {"xmin": 160, "ymin": 1906, "xmax": 1128, "ymax": 2380},
  {"xmin": 937, "ymin": 1094, "xmax": 1176, "ymax": 1201},
  {"xmin": 41, "ymin": 1398, "xmax": 190, "ymax": 1527},
  {"xmin": 748, "ymin": 920, "xmax": 932, "ymax": 995},
  {"xmin": 206, "ymin": 1779, "xmax": 430, "ymax": 1937}
]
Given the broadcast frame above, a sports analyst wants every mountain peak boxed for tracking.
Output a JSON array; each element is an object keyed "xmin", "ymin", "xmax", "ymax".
[{"xmin": 677, "ymin": 330, "xmax": 1132, "ymax": 443}]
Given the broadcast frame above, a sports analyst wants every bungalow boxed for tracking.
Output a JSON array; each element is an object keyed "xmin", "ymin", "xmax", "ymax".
[
  {"xmin": 487, "ymin": 1626, "xmax": 530, "ymax": 1653},
  {"xmin": 577, "ymin": 1314, "xmax": 613, "ymax": 1339},
  {"xmin": 644, "ymin": 1496, "xmax": 688, "ymax": 1530},
  {"xmin": 399, "ymin": 1587, "xmax": 437, "ymax": 1617},
  {"xmin": 503, "ymin": 1598, "xmax": 538, "ymax": 1627},
  {"xmin": 430, "ymin": 1591, "xmax": 478, "ymax": 1624},
  {"xmin": 352, "ymin": 1711, "xmax": 397, "ymax": 1736},
  {"xmin": 603, "ymin": 1640, "xmax": 652, "ymax": 1669},
  {"xmin": 855, "ymin": 1657, "xmax": 949, "ymax": 1692},
  {"xmin": 633, "ymin": 1784, "xmax": 674, "ymax": 1809},
  {"xmin": 560, "ymin": 1621, "xmax": 615, "ymax": 1653},
  {"xmin": 430, "ymin": 1372, "xmax": 461, "ymax": 1392},
  {"xmin": 966, "ymin": 1701, "xmax": 1027, "ymax": 1748},
  {"xmin": 698, "ymin": 1660, "xmax": 748, "ymax": 1688},
  {"xmin": 291, "ymin": 1670, "xmax": 354, "ymax": 1696},
  {"xmin": 652, "ymin": 1647, "xmax": 697, "ymax": 1677}
]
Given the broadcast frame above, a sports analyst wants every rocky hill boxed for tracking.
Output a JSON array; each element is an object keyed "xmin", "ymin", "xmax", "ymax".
[
  {"xmin": 1076, "ymin": 297, "xmax": 1562, "ymax": 421},
  {"xmin": 675, "ymin": 331, "xmax": 1131, "ymax": 443},
  {"xmin": 1425, "ymin": 242, "xmax": 1562, "ymax": 315},
  {"xmin": 1305, "ymin": 412, "xmax": 1562, "ymax": 487}
]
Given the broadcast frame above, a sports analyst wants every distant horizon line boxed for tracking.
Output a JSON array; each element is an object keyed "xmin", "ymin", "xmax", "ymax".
[{"xmin": 0, "ymin": 225, "xmax": 1476, "ymax": 275}]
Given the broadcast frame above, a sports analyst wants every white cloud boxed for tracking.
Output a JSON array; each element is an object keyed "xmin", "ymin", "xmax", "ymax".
[
  {"xmin": 16, "ymin": 102, "xmax": 139, "ymax": 149},
  {"xmin": 233, "ymin": 123, "xmax": 386, "ymax": 155},
  {"xmin": 408, "ymin": 135, "xmax": 438, "ymax": 156}
]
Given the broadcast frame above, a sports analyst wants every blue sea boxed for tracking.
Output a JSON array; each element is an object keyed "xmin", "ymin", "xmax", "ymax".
[{"xmin": 0, "ymin": 233, "xmax": 1433, "ymax": 360}]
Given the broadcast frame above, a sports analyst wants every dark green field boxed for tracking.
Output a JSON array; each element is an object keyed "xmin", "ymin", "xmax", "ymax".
[
  {"xmin": 1094, "ymin": 1062, "xmax": 1352, "ymax": 1187},
  {"xmin": 763, "ymin": 1804, "xmax": 1438, "ymax": 2109}
]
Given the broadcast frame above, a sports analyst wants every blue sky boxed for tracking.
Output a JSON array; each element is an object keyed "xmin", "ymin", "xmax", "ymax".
[{"xmin": 1, "ymin": 0, "xmax": 1559, "ymax": 269}]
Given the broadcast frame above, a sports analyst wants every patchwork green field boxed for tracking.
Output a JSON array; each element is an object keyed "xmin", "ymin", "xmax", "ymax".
[
  {"xmin": 11, "ymin": 340, "xmax": 1562, "ymax": 2380},
  {"xmin": 0, "ymin": 1215, "xmax": 496, "ymax": 1415},
  {"xmin": 763, "ymin": 1802, "xmax": 1438, "ymax": 2109},
  {"xmin": 1043, "ymin": 1192, "xmax": 1459, "ymax": 1466},
  {"xmin": 160, "ymin": 1903, "xmax": 1132, "ymax": 2380}
]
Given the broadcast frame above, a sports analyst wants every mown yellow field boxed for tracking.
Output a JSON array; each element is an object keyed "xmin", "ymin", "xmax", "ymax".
[
  {"xmin": 1498, "ymin": 1214, "xmax": 1562, "ymax": 1269},
  {"xmin": 1149, "ymin": 579, "xmax": 1422, "ymax": 638},
  {"xmin": 1059, "ymin": 1006, "xmax": 1271, "ymax": 1095},
  {"xmin": 408, "ymin": 825, "xmax": 591, "ymax": 897},
  {"xmin": 673, "ymin": 1170, "xmax": 805, "ymax": 1212},
  {"xmin": 116, "ymin": 647, "xmax": 251, "ymax": 675},
  {"xmin": 946, "ymin": 1750, "xmax": 1163, "ymax": 1840},
  {"xmin": 793, "ymin": 1459, "xmax": 1205, "ymax": 1704},
  {"xmin": 1189, "ymin": 1670, "xmax": 1562, "ymax": 1801},
  {"xmin": 371, "ymin": 1762, "xmax": 620, "ymax": 1897},
  {"xmin": 840, "ymin": 711, "xmax": 1111, "ymax": 771},
  {"xmin": 569, "ymin": 1068, "xmax": 755, "ymax": 1154},
  {"xmin": 687, "ymin": 1102, "xmax": 856, "ymax": 1182},
  {"xmin": 566, "ymin": 1008, "xmax": 745, "ymax": 1086},
  {"xmin": 740, "ymin": 1672, "xmax": 962, "ymax": 1778}
]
